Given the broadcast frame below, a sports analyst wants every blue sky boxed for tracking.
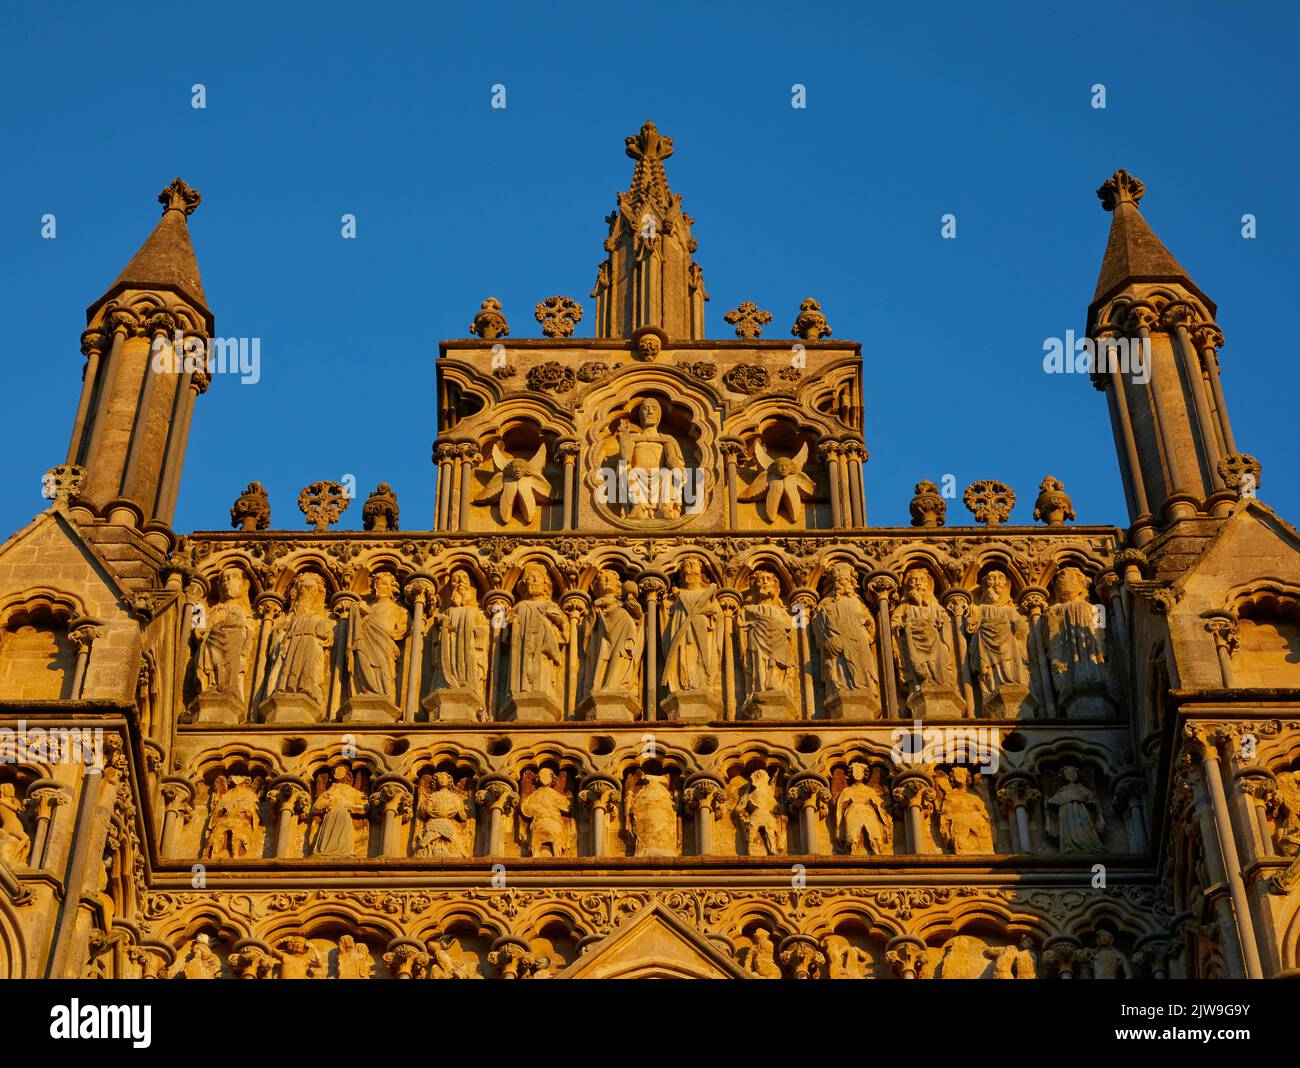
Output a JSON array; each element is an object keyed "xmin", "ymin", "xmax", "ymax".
[{"xmin": 1, "ymin": 0, "xmax": 1296, "ymax": 536}]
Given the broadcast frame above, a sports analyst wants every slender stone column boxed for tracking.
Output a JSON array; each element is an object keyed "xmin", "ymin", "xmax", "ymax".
[
  {"xmin": 446, "ymin": 448, "xmax": 463, "ymax": 531},
  {"xmin": 483, "ymin": 590, "xmax": 513, "ymax": 721},
  {"xmin": 1179, "ymin": 773, "xmax": 1246, "ymax": 978},
  {"xmin": 27, "ymin": 785, "xmax": 71, "ymax": 869},
  {"xmin": 1201, "ymin": 612, "xmax": 1237, "ymax": 688},
  {"xmin": 402, "ymin": 578, "xmax": 434, "ymax": 722},
  {"xmin": 1185, "ymin": 727, "xmax": 1264, "ymax": 978},
  {"xmin": 1111, "ymin": 774, "xmax": 1148, "ymax": 853},
  {"xmin": 457, "ymin": 445, "xmax": 480, "ymax": 530},
  {"xmin": 557, "ymin": 440, "xmax": 580, "ymax": 529},
  {"xmin": 268, "ymin": 780, "xmax": 310, "ymax": 858},
  {"xmin": 720, "ymin": 439, "xmax": 744, "ymax": 529},
  {"xmin": 791, "ymin": 588, "xmax": 818, "ymax": 720},
  {"xmin": 1019, "ymin": 590, "xmax": 1055, "ymax": 718},
  {"xmin": 67, "ymin": 623, "xmax": 103, "ymax": 699},
  {"xmin": 434, "ymin": 442, "xmax": 455, "ymax": 530},
  {"xmin": 68, "ymin": 329, "xmax": 108, "ymax": 464},
  {"xmin": 787, "ymin": 775, "xmax": 830, "ymax": 855},
  {"xmin": 327, "ymin": 592, "xmax": 358, "ymax": 720},
  {"xmin": 996, "ymin": 775, "xmax": 1040, "ymax": 853},
  {"xmin": 120, "ymin": 316, "xmax": 176, "ymax": 500},
  {"xmin": 157, "ymin": 367, "xmax": 207, "ymax": 525},
  {"xmin": 561, "ymin": 591, "xmax": 590, "ymax": 719},
  {"xmin": 158, "ymin": 781, "xmax": 195, "ymax": 859},
  {"xmin": 717, "ymin": 588, "xmax": 742, "ymax": 720},
  {"xmin": 942, "ymin": 589, "xmax": 975, "ymax": 716},
  {"xmin": 892, "ymin": 773, "xmax": 936, "ymax": 854},
  {"xmin": 1169, "ymin": 314, "xmax": 1224, "ymax": 488},
  {"xmin": 684, "ymin": 776, "xmax": 725, "ymax": 855},
  {"xmin": 1098, "ymin": 332, "xmax": 1151, "ymax": 518},
  {"xmin": 371, "ymin": 780, "xmax": 413, "ymax": 857},
  {"xmin": 1238, "ymin": 773, "xmax": 1278, "ymax": 857},
  {"xmin": 250, "ymin": 595, "xmax": 283, "ymax": 717},
  {"xmin": 474, "ymin": 778, "xmax": 517, "ymax": 856},
  {"xmin": 81, "ymin": 320, "xmax": 129, "ymax": 480},
  {"xmin": 579, "ymin": 777, "xmax": 618, "ymax": 856},
  {"xmin": 868, "ymin": 575, "xmax": 899, "ymax": 717},
  {"xmin": 819, "ymin": 443, "xmax": 844, "ymax": 528},
  {"xmin": 1194, "ymin": 325, "xmax": 1235, "ymax": 453},
  {"xmin": 843, "ymin": 440, "xmax": 867, "ymax": 526}
]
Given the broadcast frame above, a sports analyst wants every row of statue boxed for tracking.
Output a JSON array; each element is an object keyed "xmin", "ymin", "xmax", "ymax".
[
  {"xmin": 189, "ymin": 558, "xmax": 1118, "ymax": 723},
  {"xmin": 193, "ymin": 761, "xmax": 1114, "ymax": 860},
  {"xmin": 159, "ymin": 926, "xmax": 1142, "ymax": 979}
]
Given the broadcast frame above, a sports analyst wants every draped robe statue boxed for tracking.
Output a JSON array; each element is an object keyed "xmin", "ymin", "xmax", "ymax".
[
  {"xmin": 311, "ymin": 767, "xmax": 370, "ymax": 857},
  {"xmin": 501, "ymin": 564, "xmax": 567, "ymax": 721},
  {"xmin": 578, "ymin": 568, "xmax": 643, "ymax": 720},
  {"xmin": 813, "ymin": 562, "xmax": 880, "ymax": 718},
  {"xmin": 1043, "ymin": 567, "xmax": 1115, "ymax": 717},
  {"xmin": 891, "ymin": 568, "xmax": 962, "ymax": 717},
  {"xmin": 836, "ymin": 763, "xmax": 891, "ymax": 855},
  {"xmin": 344, "ymin": 572, "xmax": 408, "ymax": 720},
  {"xmin": 518, "ymin": 768, "xmax": 573, "ymax": 857},
  {"xmin": 262, "ymin": 573, "xmax": 335, "ymax": 723},
  {"xmin": 192, "ymin": 566, "xmax": 256, "ymax": 722},
  {"xmin": 614, "ymin": 397, "xmax": 686, "ymax": 520},
  {"xmin": 427, "ymin": 570, "xmax": 490, "ymax": 721},
  {"xmin": 738, "ymin": 570, "xmax": 798, "ymax": 719},
  {"xmin": 964, "ymin": 569, "xmax": 1032, "ymax": 718},
  {"xmin": 937, "ymin": 767, "xmax": 994, "ymax": 854},
  {"xmin": 1045, "ymin": 765, "xmax": 1106, "ymax": 853},
  {"xmin": 660, "ymin": 557, "xmax": 721, "ymax": 720},
  {"xmin": 412, "ymin": 772, "xmax": 473, "ymax": 858},
  {"xmin": 627, "ymin": 773, "xmax": 678, "ymax": 857}
]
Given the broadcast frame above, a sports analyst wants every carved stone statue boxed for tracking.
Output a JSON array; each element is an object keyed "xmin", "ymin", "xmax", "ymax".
[
  {"xmin": 427, "ymin": 570, "xmax": 490, "ymax": 721},
  {"xmin": 737, "ymin": 571, "xmax": 798, "ymax": 719},
  {"xmin": 480, "ymin": 443, "xmax": 552, "ymax": 525},
  {"xmin": 731, "ymin": 769, "xmax": 782, "ymax": 856},
  {"xmin": 334, "ymin": 934, "xmax": 374, "ymax": 979},
  {"xmin": 660, "ymin": 557, "xmax": 721, "ymax": 720},
  {"xmin": 311, "ymin": 767, "xmax": 370, "ymax": 858},
  {"xmin": 835, "ymin": 763, "xmax": 892, "ymax": 855},
  {"xmin": 964, "ymin": 569, "xmax": 1032, "ymax": 718},
  {"xmin": 936, "ymin": 768, "xmax": 994, "ymax": 854},
  {"xmin": 1046, "ymin": 765, "xmax": 1107, "ymax": 854},
  {"xmin": 501, "ymin": 563, "xmax": 568, "ymax": 721},
  {"xmin": 262, "ymin": 573, "xmax": 335, "ymax": 724},
  {"xmin": 1044, "ymin": 567, "xmax": 1115, "ymax": 717},
  {"xmin": 343, "ymin": 572, "xmax": 408, "ymax": 721},
  {"xmin": 275, "ymin": 935, "xmax": 324, "ymax": 978},
  {"xmin": 743, "ymin": 929, "xmax": 783, "ymax": 978},
  {"xmin": 412, "ymin": 772, "xmax": 474, "ymax": 858},
  {"xmin": 825, "ymin": 936, "xmax": 873, "ymax": 978},
  {"xmin": 1014, "ymin": 935, "xmax": 1038, "ymax": 978},
  {"xmin": 891, "ymin": 567, "xmax": 962, "ymax": 717},
  {"xmin": 1273, "ymin": 771, "xmax": 1300, "ymax": 855},
  {"xmin": 626, "ymin": 773, "xmax": 678, "ymax": 857},
  {"xmin": 1087, "ymin": 930, "xmax": 1132, "ymax": 979},
  {"xmin": 614, "ymin": 398, "xmax": 687, "ymax": 520},
  {"xmin": 518, "ymin": 768, "xmax": 574, "ymax": 857},
  {"xmin": 203, "ymin": 774, "xmax": 262, "ymax": 859},
  {"xmin": 171, "ymin": 933, "xmax": 222, "ymax": 979},
  {"xmin": 577, "ymin": 569, "xmax": 643, "ymax": 721},
  {"xmin": 426, "ymin": 936, "xmax": 479, "ymax": 979},
  {"xmin": 0, "ymin": 783, "xmax": 31, "ymax": 867},
  {"xmin": 192, "ymin": 565, "xmax": 255, "ymax": 723},
  {"xmin": 814, "ymin": 562, "xmax": 880, "ymax": 718},
  {"xmin": 743, "ymin": 441, "xmax": 816, "ymax": 525}
]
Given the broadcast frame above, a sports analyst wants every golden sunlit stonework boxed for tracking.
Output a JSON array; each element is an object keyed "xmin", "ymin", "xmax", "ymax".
[{"xmin": 1, "ymin": 124, "xmax": 1298, "ymax": 981}]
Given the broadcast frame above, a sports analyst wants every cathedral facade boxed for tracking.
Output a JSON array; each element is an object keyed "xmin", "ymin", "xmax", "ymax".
[{"xmin": 1, "ymin": 123, "xmax": 1298, "ymax": 980}]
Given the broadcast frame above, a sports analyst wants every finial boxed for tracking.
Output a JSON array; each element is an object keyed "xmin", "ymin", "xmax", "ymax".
[
  {"xmin": 625, "ymin": 120, "xmax": 673, "ymax": 164},
  {"xmin": 158, "ymin": 178, "xmax": 201, "ymax": 217},
  {"xmin": 723, "ymin": 301, "xmax": 773, "ymax": 340},
  {"xmin": 471, "ymin": 298, "xmax": 509, "ymax": 340},
  {"xmin": 1033, "ymin": 476, "xmax": 1076, "ymax": 526},
  {"xmin": 41, "ymin": 463, "xmax": 86, "ymax": 513},
  {"xmin": 362, "ymin": 482, "xmax": 400, "ymax": 531},
  {"xmin": 534, "ymin": 296, "xmax": 583, "ymax": 338},
  {"xmin": 297, "ymin": 481, "xmax": 350, "ymax": 532},
  {"xmin": 909, "ymin": 480, "xmax": 946, "ymax": 528},
  {"xmin": 791, "ymin": 298, "xmax": 832, "ymax": 341},
  {"xmin": 230, "ymin": 481, "xmax": 271, "ymax": 531},
  {"xmin": 1097, "ymin": 170, "xmax": 1145, "ymax": 212},
  {"xmin": 963, "ymin": 479, "xmax": 1016, "ymax": 526}
]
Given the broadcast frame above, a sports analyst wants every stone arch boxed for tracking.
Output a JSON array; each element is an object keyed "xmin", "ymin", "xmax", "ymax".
[
  {"xmin": 1226, "ymin": 580, "xmax": 1300, "ymax": 689},
  {"xmin": 0, "ymin": 901, "xmax": 27, "ymax": 978},
  {"xmin": 0, "ymin": 588, "xmax": 85, "ymax": 702}
]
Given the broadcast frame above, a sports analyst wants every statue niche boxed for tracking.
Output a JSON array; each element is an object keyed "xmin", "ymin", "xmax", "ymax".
[
  {"xmin": 577, "ymin": 568, "xmax": 644, "ymax": 721},
  {"xmin": 261, "ymin": 572, "xmax": 335, "ymax": 724},
  {"xmin": 310, "ymin": 766, "xmax": 371, "ymax": 859},
  {"xmin": 478, "ymin": 441, "xmax": 554, "ymax": 528},
  {"xmin": 813, "ymin": 562, "xmax": 880, "ymax": 719},
  {"xmin": 737, "ymin": 570, "xmax": 799, "ymax": 720},
  {"xmin": 1043, "ymin": 566, "xmax": 1117, "ymax": 718},
  {"xmin": 517, "ymin": 767, "xmax": 575, "ymax": 858},
  {"xmin": 424, "ymin": 570, "xmax": 490, "ymax": 722},
  {"xmin": 891, "ymin": 567, "xmax": 963, "ymax": 717},
  {"xmin": 964, "ymin": 568, "xmax": 1033, "ymax": 719},
  {"xmin": 191, "ymin": 565, "xmax": 256, "ymax": 724},
  {"xmin": 342, "ymin": 572, "xmax": 409, "ymax": 723},
  {"xmin": 412, "ymin": 771, "xmax": 476, "ymax": 858},
  {"xmin": 659, "ymin": 557, "xmax": 722, "ymax": 721},
  {"xmin": 739, "ymin": 432, "xmax": 817, "ymax": 528},
  {"xmin": 598, "ymin": 395, "xmax": 702, "ymax": 525},
  {"xmin": 623, "ymin": 770, "xmax": 680, "ymax": 857},
  {"xmin": 834, "ymin": 762, "xmax": 893, "ymax": 855},
  {"xmin": 500, "ymin": 563, "xmax": 568, "ymax": 722},
  {"xmin": 202, "ymin": 773, "xmax": 265, "ymax": 859},
  {"xmin": 1044, "ymin": 764, "xmax": 1107, "ymax": 854}
]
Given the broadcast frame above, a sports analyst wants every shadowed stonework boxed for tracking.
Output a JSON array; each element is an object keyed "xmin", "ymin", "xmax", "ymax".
[{"xmin": 1, "ymin": 126, "xmax": 1297, "ymax": 981}]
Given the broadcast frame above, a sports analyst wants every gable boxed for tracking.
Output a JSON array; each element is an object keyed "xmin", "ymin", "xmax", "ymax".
[{"xmin": 559, "ymin": 903, "xmax": 749, "ymax": 979}]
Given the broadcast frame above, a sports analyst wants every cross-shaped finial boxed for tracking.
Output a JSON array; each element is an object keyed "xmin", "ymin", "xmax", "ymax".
[{"xmin": 158, "ymin": 178, "xmax": 202, "ymax": 217}]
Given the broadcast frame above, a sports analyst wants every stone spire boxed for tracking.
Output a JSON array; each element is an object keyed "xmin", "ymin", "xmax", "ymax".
[
  {"xmin": 68, "ymin": 179, "xmax": 214, "ymax": 537},
  {"xmin": 1091, "ymin": 169, "xmax": 1213, "ymax": 317},
  {"xmin": 590, "ymin": 121, "xmax": 708, "ymax": 339}
]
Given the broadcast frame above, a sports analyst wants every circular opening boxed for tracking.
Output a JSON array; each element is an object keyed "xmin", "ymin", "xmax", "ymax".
[
  {"xmin": 281, "ymin": 737, "xmax": 307, "ymax": 757},
  {"xmin": 691, "ymin": 736, "xmax": 719, "ymax": 755},
  {"xmin": 588, "ymin": 735, "xmax": 615, "ymax": 755},
  {"xmin": 384, "ymin": 738, "xmax": 410, "ymax": 757},
  {"xmin": 1002, "ymin": 732, "xmax": 1027, "ymax": 753},
  {"xmin": 487, "ymin": 736, "xmax": 512, "ymax": 757},
  {"xmin": 795, "ymin": 734, "xmax": 822, "ymax": 754}
]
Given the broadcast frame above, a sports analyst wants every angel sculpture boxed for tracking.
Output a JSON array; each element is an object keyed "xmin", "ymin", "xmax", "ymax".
[
  {"xmin": 934, "ymin": 767, "xmax": 995, "ymax": 854},
  {"xmin": 824, "ymin": 935, "xmax": 873, "ymax": 979},
  {"xmin": 412, "ymin": 772, "xmax": 476, "ymax": 858},
  {"xmin": 727, "ymin": 769, "xmax": 784, "ymax": 856},
  {"xmin": 624, "ymin": 772, "xmax": 679, "ymax": 857},
  {"xmin": 478, "ymin": 443, "xmax": 551, "ymax": 525},
  {"xmin": 203, "ymin": 773, "xmax": 264, "ymax": 859},
  {"xmin": 741, "ymin": 441, "xmax": 815, "ymax": 524}
]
